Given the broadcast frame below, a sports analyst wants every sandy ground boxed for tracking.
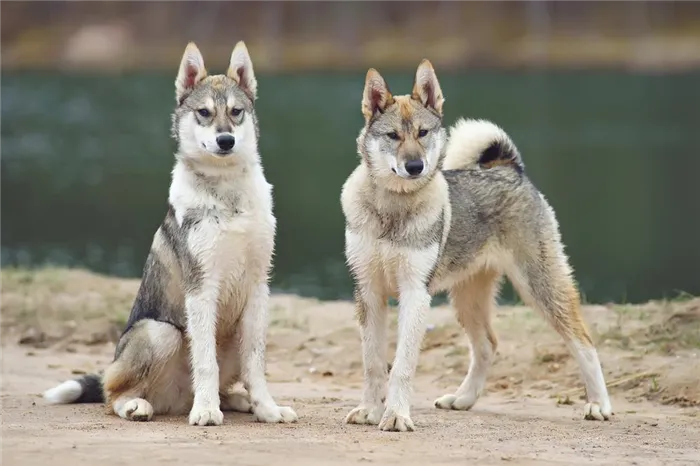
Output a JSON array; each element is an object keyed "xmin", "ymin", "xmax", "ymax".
[{"xmin": 2, "ymin": 269, "xmax": 699, "ymax": 465}]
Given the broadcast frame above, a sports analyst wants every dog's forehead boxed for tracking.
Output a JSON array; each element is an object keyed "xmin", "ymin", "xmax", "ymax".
[
  {"xmin": 394, "ymin": 96, "xmax": 417, "ymax": 120},
  {"xmin": 190, "ymin": 76, "xmax": 251, "ymax": 108},
  {"xmin": 371, "ymin": 95, "xmax": 438, "ymax": 131}
]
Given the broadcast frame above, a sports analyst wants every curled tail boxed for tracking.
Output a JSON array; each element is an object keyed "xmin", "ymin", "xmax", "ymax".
[
  {"xmin": 442, "ymin": 118, "xmax": 523, "ymax": 173},
  {"xmin": 43, "ymin": 373, "xmax": 104, "ymax": 404}
]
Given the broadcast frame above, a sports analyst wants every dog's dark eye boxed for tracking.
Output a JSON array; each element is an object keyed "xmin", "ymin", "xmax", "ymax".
[
  {"xmin": 387, "ymin": 131, "xmax": 400, "ymax": 140},
  {"xmin": 418, "ymin": 129, "xmax": 429, "ymax": 138},
  {"xmin": 197, "ymin": 109, "xmax": 211, "ymax": 118},
  {"xmin": 230, "ymin": 108, "xmax": 243, "ymax": 117}
]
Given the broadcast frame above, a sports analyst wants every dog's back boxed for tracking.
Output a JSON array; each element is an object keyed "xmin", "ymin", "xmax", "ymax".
[{"xmin": 432, "ymin": 118, "xmax": 556, "ymax": 288}]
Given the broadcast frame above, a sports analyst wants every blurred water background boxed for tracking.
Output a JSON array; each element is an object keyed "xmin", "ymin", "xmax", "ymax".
[{"xmin": 2, "ymin": 1, "xmax": 699, "ymax": 303}]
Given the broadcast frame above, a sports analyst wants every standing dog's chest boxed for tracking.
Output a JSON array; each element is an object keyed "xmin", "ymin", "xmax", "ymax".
[
  {"xmin": 346, "ymin": 231, "xmax": 435, "ymax": 297},
  {"xmin": 346, "ymin": 203, "xmax": 444, "ymax": 293},
  {"xmin": 362, "ymin": 206, "xmax": 432, "ymax": 249}
]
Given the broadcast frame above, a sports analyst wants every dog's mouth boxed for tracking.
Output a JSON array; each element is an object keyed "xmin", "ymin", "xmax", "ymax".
[
  {"xmin": 391, "ymin": 167, "xmax": 424, "ymax": 180},
  {"xmin": 200, "ymin": 143, "xmax": 234, "ymax": 157}
]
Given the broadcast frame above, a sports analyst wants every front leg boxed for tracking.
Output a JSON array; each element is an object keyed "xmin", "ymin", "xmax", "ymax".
[
  {"xmin": 186, "ymin": 289, "xmax": 224, "ymax": 426},
  {"xmin": 345, "ymin": 286, "xmax": 388, "ymax": 426},
  {"xmin": 240, "ymin": 282, "xmax": 298, "ymax": 423},
  {"xmin": 380, "ymin": 284, "xmax": 430, "ymax": 432},
  {"xmin": 380, "ymin": 248, "xmax": 436, "ymax": 432}
]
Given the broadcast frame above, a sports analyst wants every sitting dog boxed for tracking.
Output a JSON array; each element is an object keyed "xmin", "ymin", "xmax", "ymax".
[{"xmin": 44, "ymin": 41, "xmax": 297, "ymax": 426}]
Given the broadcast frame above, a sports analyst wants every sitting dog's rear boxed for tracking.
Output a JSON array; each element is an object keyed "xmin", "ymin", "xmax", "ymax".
[
  {"xmin": 341, "ymin": 61, "xmax": 612, "ymax": 431},
  {"xmin": 44, "ymin": 41, "xmax": 297, "ymax": 426}
]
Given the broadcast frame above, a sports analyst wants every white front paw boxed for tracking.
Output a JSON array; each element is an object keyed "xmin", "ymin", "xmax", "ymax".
[
  {"xmin": 379, "ymin": 407, "xmax": 415, "ymax": 432},
  {"xmin": 345, "ymin": 404, "xmax": 385, "ymax": 425},
  {"xmin": 253, "ymin": 404, "xmax": 298, "ymax": 423},
  {"xmin": 189, "ymin": 406, "xmax": 224, "ymax": 426}
]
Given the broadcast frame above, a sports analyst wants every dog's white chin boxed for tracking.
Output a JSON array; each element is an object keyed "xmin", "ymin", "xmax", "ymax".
[
  {"xmin": 176, "ymin": 148, "xmax": 247, "ymax": 170},
  {"xmin": 391, "ymin": 163, "xmax": 430, "ymax": 181},
  {"xmin": 371, "ymin": 169, "xmax": 430, "ymax": 194},
  {"xmin": 393, "ymin": 170, "xmax": 428, "ymax": 181}
]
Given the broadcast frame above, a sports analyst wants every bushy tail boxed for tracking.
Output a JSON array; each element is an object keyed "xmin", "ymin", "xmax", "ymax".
[
  {"xmin": 443, "ymin": 118, "xmax": 523, "ymax": 173},
  {"xmin": 43, "ymin": 373, "xmax": 104, "ymax": 404}
]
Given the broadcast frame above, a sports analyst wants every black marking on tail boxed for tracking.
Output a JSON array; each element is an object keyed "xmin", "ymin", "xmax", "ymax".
[
  {"xmin": 478, "ymin": 140, "xmax": 523, "ymax": 174},
  {"xmin": 76, "ymin": 374, "xmax": 105, "ymax": 403}
]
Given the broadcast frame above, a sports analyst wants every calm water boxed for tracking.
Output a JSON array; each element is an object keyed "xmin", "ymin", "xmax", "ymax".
[{"xmin": 2, "ymin": 70, "xmax": 699, "ymax": 303}]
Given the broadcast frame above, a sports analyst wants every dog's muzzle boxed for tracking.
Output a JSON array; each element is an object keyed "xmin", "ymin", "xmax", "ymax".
[
  {"xmin": 404, "ymin": 159, "xmax": 424, "ymax": 177},
  {"xmin": 216, "ymin": 134, "xmax": 235, "ymax": 154}
]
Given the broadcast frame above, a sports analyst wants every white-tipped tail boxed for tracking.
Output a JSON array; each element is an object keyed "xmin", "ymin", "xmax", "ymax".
[
  {"xmin": 443, "ymin": 118, "xmax": 521, "ymax": 171},
  {"xmin": 43, "ymin": 380, "xmax": 83, "ymax": 404}
]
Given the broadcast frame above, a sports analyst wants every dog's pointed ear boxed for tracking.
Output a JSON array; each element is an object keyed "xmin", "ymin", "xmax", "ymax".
[
  {"xmin": 362, "ymin": 69, "xmax": 394, "ymax": 123},
  {"xmin": 227, "ymin": 41, "xmax": 258, "ymax": 101},
  {"xmin": 175, "ymin": 42, "xmax": 207, "ymax": 104},
  {"xmin": 411, "ymin": 59, "xmax": 444, "ymax": 116}
]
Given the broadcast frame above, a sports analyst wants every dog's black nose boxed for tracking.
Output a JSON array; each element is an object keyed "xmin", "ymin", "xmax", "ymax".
[
  {"xmin": 216, "ymin": 134, "xmax": 235, "ymax": 151},
  {"xmin": 405, "ymin": 159, "xmax": 424, "ymax": 176}
]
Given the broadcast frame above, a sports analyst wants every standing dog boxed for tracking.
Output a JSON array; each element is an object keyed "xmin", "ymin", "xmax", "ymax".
[
  {"xmin": 341, "ymin": 60, "xmax": 612, "ymax": 432},
  {"xmin": 43, "ymin": 41, "xmax": 297, "ymax": 426}
]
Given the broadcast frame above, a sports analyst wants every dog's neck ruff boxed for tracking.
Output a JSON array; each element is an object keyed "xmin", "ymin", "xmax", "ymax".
[
  {"xmin": 170, "ymin": 153, "xmax": 261, "ymax": 208},
  {"xmin": 175, "ymin": 150, "xmax": 259, "ymax": 179}
]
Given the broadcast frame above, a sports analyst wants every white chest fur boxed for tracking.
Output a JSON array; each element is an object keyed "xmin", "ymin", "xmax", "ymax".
[
  {"xmin": 345, "ymin": 230, "xmax": 439, "ymax": 298},
  {"xmin": 169, "ymin": 161, "xmax": 275, "ymax": 304}
]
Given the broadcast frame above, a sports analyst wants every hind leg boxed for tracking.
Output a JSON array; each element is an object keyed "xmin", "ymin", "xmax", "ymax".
[
  {"xmin": 435, "ymin": 268, "xmax": 500, "ymax": 411},
  {"xmin": 217, "ymin": 341, "xmax": 253, "ymax": 414},
  {"xmin": 220, "ymin": 383, "xmax": 253, "ymax": 413},
  {"xmin": 103, "ymin": 320, "xmax": 186, "ymax": 422},
  {"xmin": 508, "ymin": 246, "xmax": 612, "ymax": 421},
  {"xmin": 113, "ymin": 396, "xmax": 154, "ymax": 422}
]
